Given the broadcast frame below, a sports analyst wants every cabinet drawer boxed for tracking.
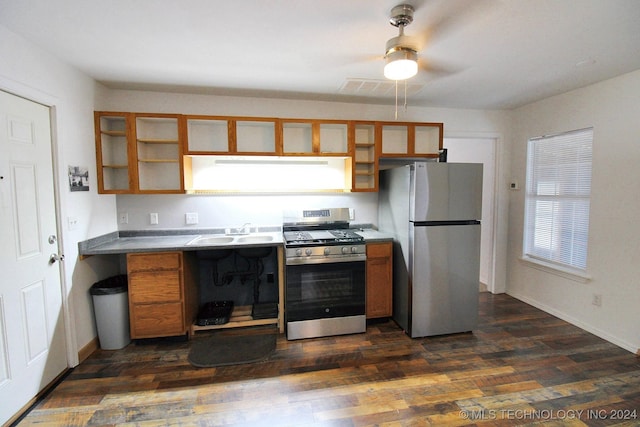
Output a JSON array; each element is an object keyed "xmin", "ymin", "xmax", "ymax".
[
  {"xmin": 127, "ymin": 252, "xmax": 181, "ymax": 272},
  {"xmin": 129, "ymin": 270, "xmax": 182, "ymax": 303},
  {"xmin": 131, "ymin": 302, "xmax": 184, "ymax": 338},
  {"xmin": 367, "ymin": 242, "xmax": 392, "ymax": 258}
]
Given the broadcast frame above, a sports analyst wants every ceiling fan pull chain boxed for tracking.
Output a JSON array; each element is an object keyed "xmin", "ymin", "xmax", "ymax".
[
  {"xmin": 404, "ymin": 79, "xmax": 408, "ymax": 112},
  {"xmin": 395, "ymin": 79, "xmax": 399, "ymax": 120}
]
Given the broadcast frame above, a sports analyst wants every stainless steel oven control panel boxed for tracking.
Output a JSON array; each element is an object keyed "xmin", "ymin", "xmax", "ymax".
[{"xmin": 285, "ymin": 244, "xmax": 366, "ymax": 265}]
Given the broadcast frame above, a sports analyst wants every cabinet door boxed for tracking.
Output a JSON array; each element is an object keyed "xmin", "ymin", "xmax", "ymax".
[
  {"xmin": 95, "ymin": 112, "xmax": 134, "ymax": 193},
  {"xmin": 366, "ymin": 242, "xmax": 393, "ymax": 319},
  {"xmin": 130, "ymin": 302, "xmax": 185, "ymax": 338}
]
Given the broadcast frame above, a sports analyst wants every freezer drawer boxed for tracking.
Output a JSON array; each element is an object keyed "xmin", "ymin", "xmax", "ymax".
[{"xmin": 406, "ymin": 222, "xmax": 480, "ymax": 337}]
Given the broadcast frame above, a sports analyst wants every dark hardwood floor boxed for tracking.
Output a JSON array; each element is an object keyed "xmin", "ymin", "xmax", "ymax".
[{"xmin": 16, "ymin": 293, "xmax": 640, "ymax": 426}]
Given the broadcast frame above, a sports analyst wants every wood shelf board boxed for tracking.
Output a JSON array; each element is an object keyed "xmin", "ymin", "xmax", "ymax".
[
  {"xmin": 102, "ymin": 164, "xmax": 129, "ymax": 169},
  {"xmin": 138, "ymin": 159, "xmax": 180, "ymax": 163},
  {"xmin": 101, "ymin": 131, "xmax": 127, "ymax": 137},
  {"xmin": 137, "ymin": 139, "xmax": 180, "ymax": 144},
  {"xmin": 190, "ymin": 305, "xmax": 279, "ymax": 333}
]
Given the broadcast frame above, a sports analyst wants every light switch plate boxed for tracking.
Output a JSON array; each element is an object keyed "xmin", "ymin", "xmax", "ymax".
[
  {"xmin": 67, "ymin": 216, "xmax": 78, "ymax": 230},
  {"xmin": 185, "ymin": 212, "xmax": 198, "ymax": 225},
  {"xmin": 150, "ymin": 213, "xmax": 159, "ymax": 225}
]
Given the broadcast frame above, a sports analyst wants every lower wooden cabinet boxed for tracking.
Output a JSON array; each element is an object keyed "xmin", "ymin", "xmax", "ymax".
[
  {"xmin": 126, "ymin": 251, "xmax": 198, "ymax": 339},
  {"xmin": 366, "ymin": 242, "xmax": 393, "ymax": 319}
]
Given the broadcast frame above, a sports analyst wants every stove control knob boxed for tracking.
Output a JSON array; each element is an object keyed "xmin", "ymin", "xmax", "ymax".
[
  {"xmin": 305, "ymin": 248, "xmax": 313, "ymax": 256},
  {"xmin": 341, "ymin": 246, "xmax": 349, "ymax": 254},
  {"xmin": 295, "ymin": 249, "xmax": 302, "ymax": 256},
  {"xmin": 351, "ymin": 246, "xmax": 358, "ymax": 253},
  {"xmin": 324, "ymin": 247, "xmax": 331, "ymax": 255}
]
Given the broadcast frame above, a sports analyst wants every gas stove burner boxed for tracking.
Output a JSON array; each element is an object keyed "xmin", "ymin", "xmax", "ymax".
[
  {"xmin": 282, "ymin": 208, "xmax": 364, "ymax": 247},
  {"xmin": 283, "ymin": 229, "xmax": 364, "ymax": 246},
  {"xmin": 329, "ymin": 229, "xmax": 362, "ymax": 240}
]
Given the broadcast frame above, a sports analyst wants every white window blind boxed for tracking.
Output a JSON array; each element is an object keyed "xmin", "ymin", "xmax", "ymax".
[{"xmin": 523, "ymin": 127, "xmax": 593, "ymax": 271}]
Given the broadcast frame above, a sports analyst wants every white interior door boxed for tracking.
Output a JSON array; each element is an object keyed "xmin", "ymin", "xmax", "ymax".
[
  {"xmin": 0, "ymin": 90, "xmax": 67, "ymax": 424},
  {"xmin": 444, "ymin": 137, "xmax": 496, "ymax": 291}
]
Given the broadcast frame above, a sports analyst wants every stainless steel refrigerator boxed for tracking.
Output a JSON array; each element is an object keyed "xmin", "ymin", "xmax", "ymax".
[{"xmin": 378, "ymin": 162, "xmax": 482, "ymax": 338}]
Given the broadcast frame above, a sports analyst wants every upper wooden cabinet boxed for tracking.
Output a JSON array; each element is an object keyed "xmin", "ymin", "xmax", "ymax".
[
  {"xmin": 352, "ymin": 122, "xmax": 378, "ymax": 192},
  {"xmin": 351, "ymin": 121, "xmax": 443, "ymax": 192},
  {"xmin": 95, "ymin": 112, "xmax": 134, "ymax": 193},
  {"xmin": 281, "ymin": 119, "xmax": 349, "ymax": 155},
  {"xmin": 185, "ymin": 116, "xmax": 279, "ymax": 155},
  {"xmin": 135, "ymin": 114, "xmax": 184, "ymax": 193},
  {"xmin": 379, "ymin": 121, "xmax": 443, "ymax": 158},
  {"xmin": 95, "ymin": 111, "xmax": 184, "ymax": 194},
  {"xmin": 95, "ymin": 111, "xmax": 443, "ymax": 194}
]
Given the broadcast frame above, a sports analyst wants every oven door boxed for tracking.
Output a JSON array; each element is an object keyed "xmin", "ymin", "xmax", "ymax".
[{"xmin": 285, "ymin": 259, "xmax": 366, "ymax": 323}]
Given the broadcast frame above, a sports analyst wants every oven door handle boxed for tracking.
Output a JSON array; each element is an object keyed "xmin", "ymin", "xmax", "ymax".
[{"xmin": 286, "ymin": 254, "xmax": 366, "ymax": 265}]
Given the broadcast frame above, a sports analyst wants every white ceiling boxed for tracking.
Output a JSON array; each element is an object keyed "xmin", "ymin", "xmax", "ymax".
[{"xmin": 2, "ymin": 0, "xmax": 640, "ymax": 109}]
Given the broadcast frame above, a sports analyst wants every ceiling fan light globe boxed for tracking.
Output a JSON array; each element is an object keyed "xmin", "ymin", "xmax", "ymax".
[{"xmin": 384, "ymin": 49, "xmax": 418, "ymax": 80}]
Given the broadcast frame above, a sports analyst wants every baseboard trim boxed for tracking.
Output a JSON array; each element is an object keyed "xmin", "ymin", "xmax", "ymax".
[
  {"xmin": 5, "ymin": 368, "xmax": 71, "ymax": 426},
  {"xmin": 507, "ymin": 290, "xmax": 637, "ymax": 354},
  {"xmin": 78, "ymin": 337, "xmax": 99, "ymax": 363}
]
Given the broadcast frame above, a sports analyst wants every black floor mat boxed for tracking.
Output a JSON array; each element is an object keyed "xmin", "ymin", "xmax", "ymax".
[{"xmin": 188, "ymin": 333, "xmax": 277, "ymax": 368}]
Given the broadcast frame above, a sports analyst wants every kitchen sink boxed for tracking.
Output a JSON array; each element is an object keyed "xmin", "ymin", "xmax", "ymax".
[
  {"xmin": 186, "ymin": 235, "xmax": 235, "ymax": 245},
  {"xmin": 236, "ymin": 235, "xmax": 274, "ymax": 243}
]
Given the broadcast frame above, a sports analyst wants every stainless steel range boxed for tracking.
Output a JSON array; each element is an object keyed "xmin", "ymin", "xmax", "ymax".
[{"xmin": 283, "ymin": 208, "xmax": 366, "ymax": 340}]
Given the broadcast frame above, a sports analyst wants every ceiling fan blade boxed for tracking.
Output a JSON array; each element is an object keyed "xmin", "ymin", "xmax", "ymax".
[
  {"xmin": 416, "ymin": 57, "xmax": 464, "ymax": 79},
  {"xmin": 413, "ymin": 0, "xmax": 500, "ymax": 45}
]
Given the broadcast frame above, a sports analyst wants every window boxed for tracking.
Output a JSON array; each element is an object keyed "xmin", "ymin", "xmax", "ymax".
[{"xmin": 523, "ymin": 128, "xmax": 593, "ymax": 272}]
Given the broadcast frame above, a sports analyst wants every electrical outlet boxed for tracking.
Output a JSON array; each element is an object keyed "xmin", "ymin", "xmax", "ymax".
[
  {"xmin": 592, "ymin": 294, "xmax": 602, "ymax": 307},
  {"xmin": 149, "ymin": 213, "xmax": 159, "ymax": 225},
  {"xmin": 349, "ymin": 208, "xmax": 355, "ymax": 220},
  {"xmin": 119, "ymin": 212, "xmax": 128, "ymax": 224},
  {"xmin": 185, "ymin": 212, "xmax": 198, "ymax": 225}
]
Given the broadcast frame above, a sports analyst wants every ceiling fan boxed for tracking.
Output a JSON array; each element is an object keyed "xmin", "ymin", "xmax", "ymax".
[{"xmin": 384, "ymin": 4, "xmax": 420, "ymax": 81}]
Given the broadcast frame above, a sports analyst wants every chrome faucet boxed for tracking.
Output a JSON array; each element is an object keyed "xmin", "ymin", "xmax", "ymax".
[{"xmin": 228, "ymin": 222, "xmax": 252, "ymax": 235}]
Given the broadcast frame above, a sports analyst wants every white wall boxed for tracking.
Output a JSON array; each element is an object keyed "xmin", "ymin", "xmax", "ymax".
[
  {"xmin": 508, "ymin": 70, "xmax": 640, "ymax": 353},
  {"xmin": 0, "ymin": 25, "xmax": 119, "ymax": 362},
  {"xmin": 445, "ymin": 137, "xmax": 497, "ymax": 290}
]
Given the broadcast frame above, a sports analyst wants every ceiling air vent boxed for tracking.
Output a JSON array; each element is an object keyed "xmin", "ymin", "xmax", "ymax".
[{"xmin": 339, "ymin": 78, "xmax": 424, "ymax": 97}]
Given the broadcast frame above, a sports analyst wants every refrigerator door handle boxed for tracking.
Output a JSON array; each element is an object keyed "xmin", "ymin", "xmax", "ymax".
[{"xmin": 412, "ymin": 220, "xmax": 481, "ymax": 226}]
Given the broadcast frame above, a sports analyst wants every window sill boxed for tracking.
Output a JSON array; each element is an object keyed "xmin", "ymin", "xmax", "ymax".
[{"xmin": 519, "ymin": 256, "xmax": 592, "ymax": 283}]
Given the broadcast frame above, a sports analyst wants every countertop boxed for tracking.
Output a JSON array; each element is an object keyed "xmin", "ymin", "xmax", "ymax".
[{"xmin": 78, "ymin": 227, "xmax": 394, "ymax": 257}]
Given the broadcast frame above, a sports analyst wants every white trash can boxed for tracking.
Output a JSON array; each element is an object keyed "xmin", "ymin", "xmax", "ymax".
[{"xmin": 90, "ymin": 275, "xmax": 131, "ymax": 350}]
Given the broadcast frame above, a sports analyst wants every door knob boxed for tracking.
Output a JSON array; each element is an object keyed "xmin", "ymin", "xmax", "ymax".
[
  {"xmin": 48, "ymin": 235, "xmax": 57, "ymax": 244},
  {"xmin": 49, "ymin": 253, "xmax": 65, "ymax": 264}
]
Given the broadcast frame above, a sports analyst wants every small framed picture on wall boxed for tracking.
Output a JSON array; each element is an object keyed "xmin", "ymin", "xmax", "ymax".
[{"xmin": 68, "ymin": 165, "xmax": 89, "ymax": 192}]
